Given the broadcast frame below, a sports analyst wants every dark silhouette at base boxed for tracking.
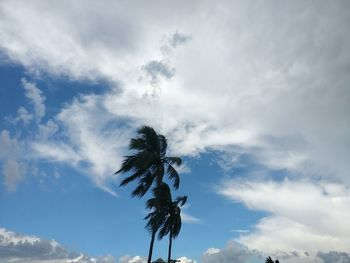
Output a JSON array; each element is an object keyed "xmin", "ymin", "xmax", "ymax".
[{"xmin": 266, "ymin": 256, "xmax": 280, "ymax": 263}]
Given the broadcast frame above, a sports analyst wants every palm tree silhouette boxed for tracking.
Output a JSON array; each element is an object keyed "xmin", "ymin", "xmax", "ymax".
[
  {"xmin": 145, "ymin": 183, "xmax": 173, "ymax": 263},
  {"xmin": 266, "ymin": 256, "xmax": 279, "ymax": 263},
  {"xmin": 117, "ymin": 126, "xmax": 183, "ymax": 263},
  {"xmin": 116, "ymin": 126, "xmax": 182, "ymax": 197},
  {"xmin": 159, "ymin": 195, "xmax": 187, "ymax": 263},
  {"xmin": 146, "ymin": 183, "xmax": 187, "ymax": 263}
]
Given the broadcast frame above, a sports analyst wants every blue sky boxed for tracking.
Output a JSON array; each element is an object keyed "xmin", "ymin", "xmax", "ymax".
[{"xmin": 0, "ymin": 1, "xmax": 350, "ymax": 263}]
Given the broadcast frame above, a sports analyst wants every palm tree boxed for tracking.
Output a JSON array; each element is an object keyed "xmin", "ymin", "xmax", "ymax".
[
  {"xmin": 116, "ymin": 126, "xmax": 182, "ymax": 197},
  {"xmin": 117, "ymin": 126, "xmax": 183, "ymax": 263},
  {"xmin": 157, "ymin": 190, "xmax": 187, "ymax": 263},
  {"xmin": 146, "ymin": 183, "xmax": 187, "ymax": 263},
  {"xmin": 145, "ymin": 183, "xmax": 173, "ymax": 263},
  {"xmin": 266, "ymin": 257, "xmax": 279, "ymax": 263}
]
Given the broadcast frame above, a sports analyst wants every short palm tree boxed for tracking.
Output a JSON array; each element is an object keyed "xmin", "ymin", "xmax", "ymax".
[
  {"xmin": 147, "ymin": 184, "xmax": 187, "ymax": 263},
  {"xmin": 145, "ymin": 183, "xmax": 173, "ymax": 263},
  {"xmin": 116, "ymin": 126, "xmax": 182, "ymax": 197}
]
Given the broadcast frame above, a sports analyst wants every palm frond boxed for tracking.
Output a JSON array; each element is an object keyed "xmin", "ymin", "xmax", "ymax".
[
  {"xmin": 167, "ymin": 164, "xmax": 180, "ymax": 189},
  {"xmin": 129, "ymin": 138, "xmax": 148, "ymax": 151},
  {"xmin": 115, "ymin": 155, "xmax": 138, "ymax": 174},
  {"xmin": 134, "ymin": 151, "xmax": 156, "ymax": 170},
  {"xmin": 139, "ymin": 173, "xmax": 156, "ymax": 196},
  {"xmin": 171, "ymin": 209, "xmax": 182, "ymax": 238},
  {"xmin": 158, "ymin": 135, "xmax": 167, "ymax": 157},
  {"xmin": 164, "ymin": 157, "xmax": 182, "ymax": 166},
  {"xmin": 145, "ymin": 209, "xmax": 167, "ymax": 233},
  {"xmin": 158, "ymin": 222, "xmax": 170, "ymax": 240},
  {"xmin": 119, "ymin": 173, "xmax": 140, "ymax": 187},
  {"xmin": 138, "ymin": 126, "xmax": 159, "ymax": 154},
  {"xmin": 131, "ymin": 184, "xmax": 148, "ymax": 198},
  {"xmin": 175, "ymin": 196, "xmax": 187, "ymax": 207}
]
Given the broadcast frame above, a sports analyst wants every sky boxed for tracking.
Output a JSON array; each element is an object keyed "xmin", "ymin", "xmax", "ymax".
[{"xmin": 0, "ymin": 1, "xmax": 350, "ymax": 262}]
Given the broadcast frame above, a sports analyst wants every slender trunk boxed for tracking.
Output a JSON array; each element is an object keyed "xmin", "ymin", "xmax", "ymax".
[
  {"xmin": 168, "ymin": 230, "xmax": 173, "ymax": 263},
  {"xmin": 148, "ymin": 231, "xmax": 156, "ymax": 263}
]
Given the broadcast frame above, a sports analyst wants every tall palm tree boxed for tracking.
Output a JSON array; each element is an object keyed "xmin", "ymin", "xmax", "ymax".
[{"xmin": 116, "ymin": 126, "xmax": 182, "ymax": 197}]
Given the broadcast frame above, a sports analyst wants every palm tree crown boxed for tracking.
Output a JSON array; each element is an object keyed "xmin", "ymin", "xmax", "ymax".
[
  {"xmin": 157, "ymin": 195, "xmax": 187, "ymax": 240},
  {"xmin": 116, "ymin": 126, "xmax": 182, "ymax": 197},
  {"xmin": 266, "ymin": 257, "xmax": 279, "ymax": 263}
]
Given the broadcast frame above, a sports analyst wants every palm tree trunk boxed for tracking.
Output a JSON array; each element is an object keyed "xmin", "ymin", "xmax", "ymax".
[
  {"xmin": 167, "ymin": 230, "xmax": 173, "ymax": 263},
  {"xmin": 148, "ymin": 231, "xmax": 156, "ymax": 263}
]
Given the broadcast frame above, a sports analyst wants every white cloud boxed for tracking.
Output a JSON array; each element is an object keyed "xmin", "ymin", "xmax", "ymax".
[
  {"xmin": 218, "ymin": 179, "xmax": 350, "ymax": 254},
  {"xmin": 119, "ymin": 255, "xmax": 146, "ymax": 263},
  {"xmin": 21, "ymin": 78, "xmax": 46, "ymax": 121},
  {"xmin": 14, "ymin": 106, "xmax": 33, "ymax": 124},
  {"xmin": 203, "ymin": 248, "xmax": 220, "ymax": 256},
  {"xmin": 317, "ymin": 251, "xmax": 350, "ymax": 263},
  {"xmin": 176, "ymin": 256, "xmax": 197, "ymax": 263},
  {"xmin": 0, "ymin": 130, "xmax": 25, "ymax": 191},
  {"xmin": 181, "ymin": 212, "xmax": 201, "ymax": 224},
  {"xmin": 201, "ymin": 241, "xmax": 350, "ymax": 263},
  {"xmin": 3, "ymin": 159, "xmax": 23, "ymax": 191},
  {"xmin": 1, "ymin": 0, "xmax": 349, "ymax": 184},
  {"xmin": 201, "ymin": 241, "xmax": 263, "ymax": 263},
  {"xmin": 180, "ymin": 204, "xmax": 201, "ymax": 224},
  {"xmin": 0, "ymin": 228, "xmax": 116, "ymax": 263}
]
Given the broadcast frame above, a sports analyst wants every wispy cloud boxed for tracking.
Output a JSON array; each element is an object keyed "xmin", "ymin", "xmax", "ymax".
[
  {"xmin": 0, "ymin": 130, "xmax": 25, "ymax": 191},
  {"xmin": 21, "ymin": 78, "xmax": 46, "ymax": 121}
]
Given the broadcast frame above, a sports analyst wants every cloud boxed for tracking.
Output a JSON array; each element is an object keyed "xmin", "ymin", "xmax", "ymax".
[
  {"xmin": 0, "ymin": 130, "xmax": 25, "ymax": 191},
  {"xmin": 180, "ymin": 204, "xmax": 201, "ymax": 224},
  {"xmin": 201, "ymin": 241, "xmax": 263, "ymax": 263},
  {"xmin": 118, "ymin": 255, "xmax": 145, "ymax": 263},
  {"xmin": 181, "ymin": 212, "xmax": 201, "ymax": 224},
  {"xmin": 176, "ymin": 256, "xmax": 197, "ymax": 263},
  {"xmin": 0, "ymin": 229, "xmax": 195, "ymax": 263},
  {"xmin": 1, "ymin": 0, "xmax": 349, "ymax": 184},
  {"xmin": 142, "ymin": 60, "xmax": 175, "ymax": 85},
  {"xmin": 0, "ymin": 2, "xmax": 350, "ymax": 256},
  {"xmin": 2, "ymin": 159, "xmax": 23, "ymax": 191},
  {"xmin": 217, "ymin": 179, "xmax": 350, "ymax": 254},
  {"xmin": 21, "ymin": 78, "xmax": 46, "ymax": 121},
  {"xmin": 168, "ymin": 32, "xmax": 191, "ymax": 48},
  {"xmin": 14, "ymin": 106, "xmax": 33, "ymax": 124},
  {"xmin": 317, "ymin": 251, "xmax": 350, "ymax": 263},
  {"xmin": 201, "ymin": 241, "xmax": 350, "ymax": 263},
  {"xmin": 0, "ymin": 228, "xmax": 116, "ymax": 263}
]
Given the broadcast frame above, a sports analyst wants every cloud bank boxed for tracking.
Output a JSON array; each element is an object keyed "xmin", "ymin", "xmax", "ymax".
[
  {"xmin": 218, "ymin": 179, "xmax": 350, "ymax": 254},
  {"xmin": 0, "ymin": 228, "xmax": 115, "ymax": 263},
  {"xmin": 0, "ymin": 228, "xmax": 198, "ymax": 263}
]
